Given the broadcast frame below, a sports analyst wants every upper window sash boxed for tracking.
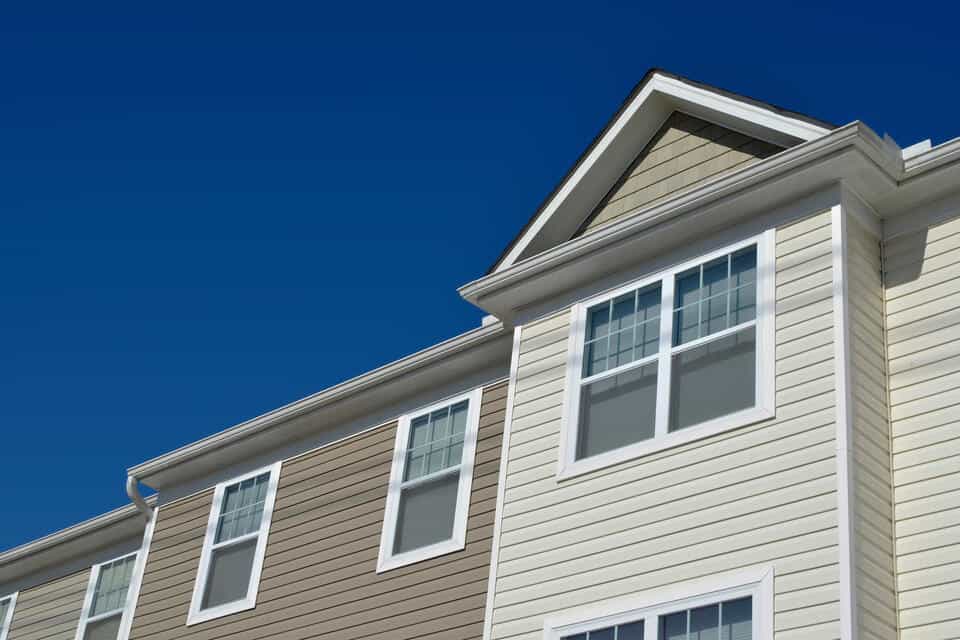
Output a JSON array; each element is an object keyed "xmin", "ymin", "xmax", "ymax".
[
  {"xmin": 560, "ymin": 231, "xmax": 775, "ymax": 479},
  {"xmin": 377, "ymin": 387, "xmax": 483, "ymax": 573},
  {"xmin": 0, "ymin": 593, "xmax": 17, "ymax": 640},
  {"xmin": 74, "ymin": 552, "xmax": 138, "ymax": 640},
  {"xmin": 186, "ymin": 461, "xmax": 282, "ymax": 626}
]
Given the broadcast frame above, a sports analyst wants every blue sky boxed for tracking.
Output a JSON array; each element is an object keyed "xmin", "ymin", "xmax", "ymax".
[{"xmin": 1, "ymin": 0, "xmax": 956, "ymax": 550}]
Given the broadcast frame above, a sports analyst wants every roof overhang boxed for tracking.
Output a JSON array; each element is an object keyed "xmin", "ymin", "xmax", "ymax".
[
  {"xmin": 0, "ymin": 498, "xmax": 153, "ymax": 586},
  {"xmin": 489, "ymin": 70, "xmax": 835, "ymax": 273},
  {"xmin": 128, "ymin": 321, "xmax": 511, "ymax": 491},
  {"xmin": 462, "ymin": 122, "xmax": 960, "ymax": 323}
]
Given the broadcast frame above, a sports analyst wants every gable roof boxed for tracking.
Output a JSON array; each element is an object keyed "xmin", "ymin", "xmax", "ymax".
[{"xmin": 489, "ymin": 69, "xmax": 835, "ymax": 273}]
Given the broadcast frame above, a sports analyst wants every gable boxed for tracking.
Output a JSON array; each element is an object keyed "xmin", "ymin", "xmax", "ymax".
[{"xmin": 577, "ymin": 112, "xmax": 783, "ymax": 235}]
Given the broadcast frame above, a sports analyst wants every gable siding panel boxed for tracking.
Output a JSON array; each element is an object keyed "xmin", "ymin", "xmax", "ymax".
[
  {"xmin": 489, "ymin": 211, "xmax": 841, "ymax": 640},
  {"xmin": 885, "ymin": 212, "xmax": 960, "ymax": 640},
  {"xmin": 127, "ymin": 381, "xmax": 507, "ymax": 640},
  {"xmin": 6, "ymin": 570, "xmax": 87, "ymax": 640},
  {"xmin": 579, "ymin": 112, "xmax": 782, "ymax": 234}
]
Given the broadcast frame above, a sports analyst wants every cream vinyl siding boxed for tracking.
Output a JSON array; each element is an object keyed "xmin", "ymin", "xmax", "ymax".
[
  {"xmin": 846, "ymin": 217, "xmax": 898, "ymax": 640},
  {"xmin": 491, "ymin": 210, "xmax": 840, "ymax": 640},
  {"xmin": 6, "ymin": 571, "xmax": 87, "ymax": 640},
  {"xmin": 579, "ymin": 112, "xmax": 782, "ymax": 234},
  {"xmin": 885, "ymin": 213, "xmax": 960, "ymax": 640}
]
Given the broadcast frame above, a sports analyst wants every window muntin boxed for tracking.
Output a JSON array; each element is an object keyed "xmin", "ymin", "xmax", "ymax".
[
  {"xmin": 0, "ymin": 593, "xmax": 16, "ymax": 640},
  {"xmin": 562, "ymin": 234, "xmax": 773, "ymax": 477},
  {"xmin": 187, "ymin": 462, "xmax": 282, "ymax": 625},
  {"xmin": 563, "ymin": 621, "xmax": 645, "ymax": 640},
  {"xmin": 75, "ymin": 554, "xmax": 137, "ymax": 640},
  {"xmin": 377, "ymin": 388, "xmax": 482, "ymax": 572},
  {"xmin": 659, "ymin": 597, "xmax": 753, "ymax": 640}
]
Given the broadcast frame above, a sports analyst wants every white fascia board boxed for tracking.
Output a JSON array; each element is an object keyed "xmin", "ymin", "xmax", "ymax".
[
  {"xmin": 492, "ymin": 72, "xmax": 832, "ymax": 273},
  {"xmin": 461, "ymin": 121, "xmax": 900, "ymax": 321},
  {"xmin": 128, "ymin": 321, "xmax": 508, "ymax": 489}
]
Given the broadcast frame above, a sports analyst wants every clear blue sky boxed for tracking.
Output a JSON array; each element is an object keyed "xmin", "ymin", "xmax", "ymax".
[{"xmin": 1, "ymin": 0, "xmax": 955, "ymax": 550}]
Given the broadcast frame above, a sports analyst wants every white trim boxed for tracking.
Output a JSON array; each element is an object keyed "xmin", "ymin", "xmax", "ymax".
[
  {"xmin": 543, "ymin": 565, "xmax": 774, "ymax": 640},
  {"xmin": 482, "ymin": 326, "xmax": 522, "ymax": 640},
  {"xmin": 493, "ymin": 71, "xmax": 829, "ymax": 272},
  {"xmin": 186, "ymin": 461, "xmax": 282, "ymax": 626},
  {"xmin": 831, "ymin": 205, "xmax": 858, "ymax": 640},
  {"xmin": 0, "ymin": 592, "xmax": 17, "ymax": 640},
  {"xmin": 376, "ymin": 387, "xmax": 483, "ymax": 573},
  {"xmin": 74, "ymin": 552, "xmax": 139, "ymax": 640},
  {"xmin": 558, "ymin": 230, "xmax": 776, "ymax": 479},
  {"xmin": 117, "ymin": 508, "xmax": 157, "ymax": 640}
]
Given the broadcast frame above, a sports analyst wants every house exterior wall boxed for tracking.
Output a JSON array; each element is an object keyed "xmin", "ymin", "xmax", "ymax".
[
  {"xmin": 489, "ymin": 210, "xmax": 842, "ymax": 640},
  {"xmin": 579, "ymin": 112, "xmax": 782, "ymax": 234},
  {"xmin": 6, "ymin": 570, "xmax": 87, "ymax": 640},
  {"xmin": 846, "ymin": 215, "xmax": 898, "ymax": 640},
  {"xmin": 127, "ymin": 380, "xmax": 507, "ymax": 640},
  {"xmin": 885, "ymin": 211, "xmax": 960, "ymax": 640}
]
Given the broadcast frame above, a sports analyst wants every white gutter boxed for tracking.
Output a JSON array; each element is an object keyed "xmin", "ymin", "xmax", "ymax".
[{"xmin": 126, "ymin": 477, "xmax": 153, "ymax": 521}]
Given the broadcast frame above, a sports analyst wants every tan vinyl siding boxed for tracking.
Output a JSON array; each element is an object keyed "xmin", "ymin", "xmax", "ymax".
[
  {"xmin": 885, "ymin": 213, "xmax": 960, "ymax": 640},
  {"xmin": 128, "ymin": 380, "xmax": 507, "ymax": 640},
  {"xmin": 846, "ymin": 217, "xmax": 898, "ymax": 640},
  {"xmin": 6, "ymin": 570, "xmax": 87, "ymax": 640},
  {"xmin": 579, "ymin": 112, "xmax": 782, "ymax": 234},
  {"xmin": 491, "ymin": 211, "xmax": 840, "ymax": 640}
]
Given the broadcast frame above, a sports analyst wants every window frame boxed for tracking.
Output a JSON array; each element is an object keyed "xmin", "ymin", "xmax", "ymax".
[
  {"xmin": 543, "ymin": 565, "xmax": 774, "ymax": 640},
  {"xmin": 0, "ymin": 592, "xmax": 17, "ymax": 640},
  {"xmin": 376, "ymin": 387, "xmax": 483, "ymax": 573},
  {"xmin": 74, "ymin": 552, "xmax": 138, "ymax": 640},
  {"xmin": 187, "ymin": 461, "xmax": 283, "ymax": 625},
  {"xmin": 559, "ymin": 230, "xmax": 776, "ymax": 479}
]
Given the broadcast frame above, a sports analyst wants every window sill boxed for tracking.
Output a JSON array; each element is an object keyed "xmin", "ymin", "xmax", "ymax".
[
  {"xmin": 557, "ymin": 406, "xmax": 774, "ymax": 481},
  {"xmin": 376, "ymin": 537, "xmax": 465, "ymax": 573},
  {"xmin": 186, "ymin": 597, "xmax": 257, "ymax": 626}
]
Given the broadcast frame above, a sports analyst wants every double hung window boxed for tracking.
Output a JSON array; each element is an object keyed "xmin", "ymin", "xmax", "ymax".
[
  {"xmin": 75, "ymin": 554, "xmax": 137, "ymax": 640},
  {"xmin": 562, "ymin": 597, "xmax": 753, "ymax": 640},
  {"xmin": 187, "ymin": 462, "xmax": 282, "ymax": 624},
  {"xmin": 562, "ymin": 233, "xmax": 774, "ymax": 476},
  {"xmin": 377, "ymin": 388, "xmax": 482, "ymax": 572},
  {"xmin": 0, "ymin": 593, "xmax": 16, "ymax": 640}
]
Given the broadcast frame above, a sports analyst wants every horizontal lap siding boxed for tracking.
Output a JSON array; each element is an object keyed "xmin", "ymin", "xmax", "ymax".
[
  {"xmin": 7, "ymin": 570, "xmax": 86, "ymax": 640},
  {"xmin": 885, "ymin": 214, "xmax": 960, "ymax": 640},
  {"xmin": 128, "ymin": 381, "xmax": 507, "ymax": 640},
  {"xmin": 847, "ymin": 217, "xmax": 898, "ymax": 640},
  {"xmin": 580, "ymin": 112, "xmax": 782, "ymax": 233},
  {"xmin": 491, "ymin": 211, "xmax": 840, "ymax": 640}
]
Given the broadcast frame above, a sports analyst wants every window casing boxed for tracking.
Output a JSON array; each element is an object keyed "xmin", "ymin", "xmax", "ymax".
[
  {"xmin": 187, "ymin": 462, "xmax": 282, "ymax": 625},
  {"xmin": 377, "ymin": 388, "xmax": 483, "ymax": 572},
  {"xmin": 560, "ymin": 232, "xmax": 775, "ymax": 478},
  {"xmin": 74, "ymin": 554, "xmax": 138, "ymax": 640},
  {"xmin": 0, "ymin": 593, "xmax": 17, "ymax": 640},
  {"xmin": 544, "ymin": 567, "xmax": 773, "ymax": 640}
]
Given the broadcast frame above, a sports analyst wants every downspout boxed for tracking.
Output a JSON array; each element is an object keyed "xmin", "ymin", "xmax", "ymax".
[{"xmin": 126, "ymin": 476, "xmax": 153, "ymax": 522}]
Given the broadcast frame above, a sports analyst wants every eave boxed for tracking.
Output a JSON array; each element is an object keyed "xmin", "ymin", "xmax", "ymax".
[{"xmin": 460, "ymin": 121, "xmax": 906, "ymax": 323}]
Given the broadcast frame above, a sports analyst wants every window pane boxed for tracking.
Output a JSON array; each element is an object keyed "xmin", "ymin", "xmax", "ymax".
[
  {"xmin": 587, "ymin": 305, "xmax": 611, "ymax": 340},
  {"xmin": 394, "ymin": 472, "xmax": 459, "ymax": 554},
  {"xmin": 584, "ymin": 338, "xmax": 609, "ymax": 377},
  {"xmin": 721, "ymin": 597, "xmax": 752, "ymax": 640},
  {"xmin": 669, "ymin": 326, "xmax": 756, "ymax": 432},
  {"xmin": 215, "ymin": 473, "xmax": 269, "ymax": 543},
  {"xmin": 584, "ymin": 284, "xmax": 660, "ymax": 377},
  {"xmin": 661, "ymin": 610, "xmax": 688, "ymax": 640},
  {"xmin": 202, "ymin": 538, "xmax": 257, "ymax": 609},
  {"xmin": 404, "ymin": 400, "xmax": 469, "ymax": 481},
  {"xmin": 82, "ymin": 614, "xmax": 122, "ymax": 640},
  {"xmin": 618, "ymin": 621, "xmax": 645, "ymax": 640},
  {"xmin": 578, "ymin": 362, "xmax": 657, "ymax": 460},
  {"xmin": 0, "ymin": 599, "xmax": 8, "ymax": 627},
  {"xmin": 674, "ymin": 247, "xmax": 758, "ymax": 347},
  {"xmin": 91, "ymin": 555, "xmax": 136, "ymax": 616},
  {"xmin": 690, "ymin": 603, "xmax": 720, "ymax": 640},
  {"xmin": 562, "ymin": 635, "xmax": 587, "ymax": 640},
  {"xmin": 588, "ymin": 627, "xmax": 615, "ymax": 640}
]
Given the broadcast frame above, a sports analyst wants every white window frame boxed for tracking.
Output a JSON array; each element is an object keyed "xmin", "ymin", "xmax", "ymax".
[
  {"xmin": 74, "ymin": 552, "xmax": 138, "ymax": 640},
  {"xmin": 377, "ymin": 387, "xmax": 483, "ymax": 573},
  {"xmin": 187, "ymin": 461, "xmax": 282, "ymax": 626},
  {"xmin": 559, "ymin": 230, "xmax": 776, "ymax": 479},
  {"xmin": 0, "ymin": 592, "xmax": 17, "ymax": 640},
  {"xmin": 543, "ymin": 565, "xmax": 774, "ymax": 640}
]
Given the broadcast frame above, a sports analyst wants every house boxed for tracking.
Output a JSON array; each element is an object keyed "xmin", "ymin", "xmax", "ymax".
[{"xmin": 2, "ymin": 69, "xmax": 959, "ymax": 640}]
